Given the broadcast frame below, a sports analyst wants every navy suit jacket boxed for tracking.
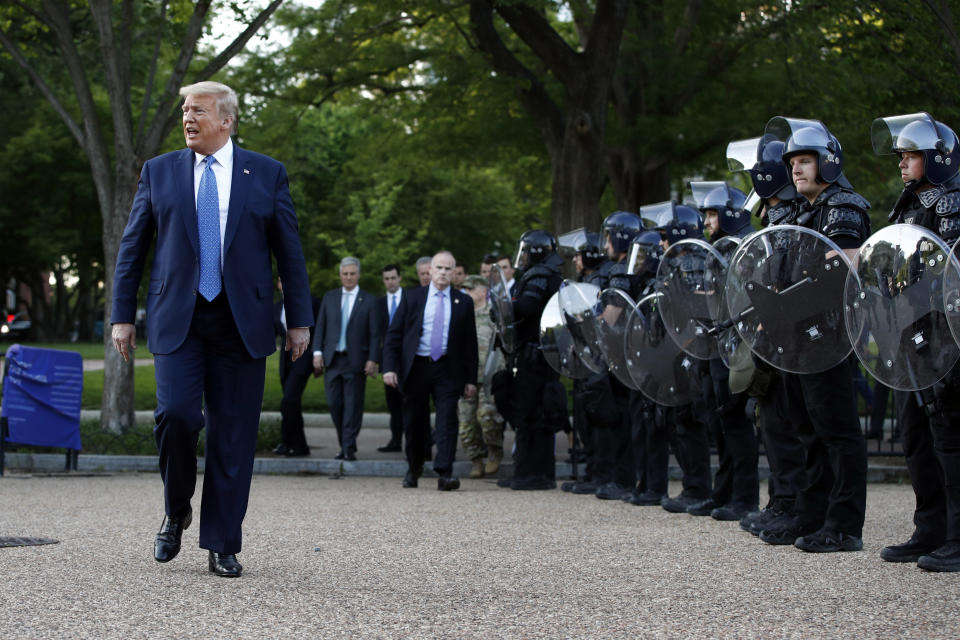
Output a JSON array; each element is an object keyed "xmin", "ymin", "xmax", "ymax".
[
  {"xmin": 382, "ymin": 285, "xmax": 478, "ymax": 392},
  {"xmin": 112, "ymin": 144, "xmax": 312, "ymax": 357},
  {"xmin": 312, "ymin": 288, "xmax": 380, "ymax": 372}
]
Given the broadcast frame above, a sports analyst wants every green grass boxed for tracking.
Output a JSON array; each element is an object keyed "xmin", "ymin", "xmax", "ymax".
[
  {"xmin": 5, "ymin": 418, "xmax": 284, "ymax": 455},
  {"xmin": 79, "ymin": 352, "xmax": 388, "ymax": 412},
  {"xmin": 2, "ymin": 342, "xmax": 388, "ymax": 412}
]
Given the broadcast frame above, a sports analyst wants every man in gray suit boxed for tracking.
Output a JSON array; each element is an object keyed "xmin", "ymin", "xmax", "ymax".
[{"xmin": 312, "ymin": 257, "xmax": 380, "ymax": 460}]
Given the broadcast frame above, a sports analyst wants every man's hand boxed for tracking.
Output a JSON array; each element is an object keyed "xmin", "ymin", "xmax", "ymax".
[
  {"xmin": 312, "ymin": 354, "xmax": 324, "ymax": 377},
  {"xmin": 112, "ymin": 323, "xmax": 136, "ymax": 362},
  {"xmin": 464, "ymin": 383, "xmax": 477, "ymax": 398},
  {"xmin": 286, "ymin": 327, "xmax": 310, "ymax": 362},
  {"xmin": 364, "ymin": 360, "xmax": 379, "ymax": 377},
  {"xmin": 383, "ymin": 371, "xmax": 399, "ymax": 388}
]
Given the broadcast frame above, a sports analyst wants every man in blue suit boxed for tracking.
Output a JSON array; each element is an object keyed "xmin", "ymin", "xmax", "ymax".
[
  {"xmin": 311, "ymin": 257, "xmax": 380, "ymax": 460},
  {"xmin": 111, "ymin": 81, "xmax": 313, "ymax": 578},
  {"xmin": 382, "ymin": 251, "xmax": 479, "ymax": 490}
]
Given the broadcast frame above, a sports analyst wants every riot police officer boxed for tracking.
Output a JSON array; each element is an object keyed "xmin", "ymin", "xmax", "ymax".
[
  {"xmin": 872, "ymin": 112, "xmax": 960, "ymax": 570},
  {"xmin": 559, "ymin": 230, "xmax": 612, "ymax": 493},
  {"xmin": 505, "ymin": 229, "xmax": 564, "ymax": 490},
  {"xmin": 684, "ymin": 183, "xmax": 760, "ymax": 521},
  {"xmin": 587, "ymin": 211, "xmax": 643, "ymax": 500},
  {"xmin": 622, "ymin": 229, "xmax": 672, "ymax": 505},
  {"xmin": 654, "ymin": 204, "xmax": 714, "ymax": 513},
  {"xmin": 757, "ymin": 118, "xmax": 869, "ymax": 552},
  {"xmin": 727, "ymin": 135, "xmax": 808, "ymax": 536}
]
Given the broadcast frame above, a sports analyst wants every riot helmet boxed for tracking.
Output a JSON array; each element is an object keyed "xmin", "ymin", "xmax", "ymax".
[
  {"xmin": 649, "ymin": 202, "xmax": 703, "ymax": 246},
  {"xmin": 765, "ymin": 116, "xmax": 844, "ymax": 184},
  {"xmin": 727, "ymin": 135, "xmax": 796, "ymax": 201},
  {"xmin": 513, "ymin": 229, "xmax": 557, "ymax": 269},
  {"xmin": 625, "ymin": 230, "xmax": 663, "ymax": 277},
  {"xmin": 602, "ymin": 211, "xmax": 643, "ymax": 255},
  {"xmin": 690, "ymin": 181, "xmax": 751, "ymax": 237},
  {"xmin": 558, "ymin": 228, "xmax": 605, "ymax": 270},
  {"xmin": 871, "ymin": 112, "xmax": 960, "ymax": 186}
]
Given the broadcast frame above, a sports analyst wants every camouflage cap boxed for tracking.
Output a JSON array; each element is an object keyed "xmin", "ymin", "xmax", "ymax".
[{"xmin": 462, "ymin": 274, "xmax": 488, "ymax": 290}]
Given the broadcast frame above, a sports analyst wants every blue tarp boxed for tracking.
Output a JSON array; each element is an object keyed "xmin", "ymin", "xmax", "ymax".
[{"xmin": 2, "ymin": 344, "xmax": 83, "ymax": 450}]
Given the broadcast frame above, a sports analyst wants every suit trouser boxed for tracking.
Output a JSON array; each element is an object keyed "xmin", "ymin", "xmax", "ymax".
[
  {"xmin": 757, "ymin": 372, "xmax": 805, "ymax": 507},
  {"xmin": 325, "ymin": 354, "xmax": 366, "ymax": 456},
  {"xmin": 279, "ymin": 360, "xmax": 311, "ymax": 452},
  {"xmin": 384, "ymin": 383, "xmax": 404, "ymax": 446},
  {"xmin": 784, "ymin": 358, "xmax": 867, "ymax": 537},
  {"xmin": 402, "ymin": 356, "xmax": 460, "ymax": 476},
  {"xmin": 897, "ymin": 383, "xmax": 960, "ymax": 545},
  {"xmin": 153, "ymin": 293, "xmax": 266, "ymax": 554}
]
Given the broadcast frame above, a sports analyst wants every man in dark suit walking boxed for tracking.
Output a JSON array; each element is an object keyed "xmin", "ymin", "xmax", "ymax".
[
  {"xmin": 312, "ymin": 257, "xmax": 379, "ymax": 460},
  {"xmin": 111, "ymin": 81, "xmax": 313, "ymax": 578},
  {"xmin": 273, "ymin": 278, "xmax": 321, "ymax": 456},
  {"xmin": 382, "ymin": 251, "xmax": 478, "ymax": 490},
  {"xmin": 376, "ymin": 264, "xmax": 405, "ymax": 453}
]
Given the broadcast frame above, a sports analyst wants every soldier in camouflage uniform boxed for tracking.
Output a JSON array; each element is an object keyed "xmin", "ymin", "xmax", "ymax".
[{"xmin": 457, "ymin": 275, "xmax": 506, "ymax": 478}]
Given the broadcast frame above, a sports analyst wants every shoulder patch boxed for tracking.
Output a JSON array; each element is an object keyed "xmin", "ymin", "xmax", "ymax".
[
  {"xmin": 918, "ymin": 185, "xmax": 946, "ymax": 209},
  {"xmin": 935, "ymin": 191, "xmax": 960, "ymax": 217},
  {"xmin": 827, "ymin": 190, "xmax": 870, "ymax": 211}
]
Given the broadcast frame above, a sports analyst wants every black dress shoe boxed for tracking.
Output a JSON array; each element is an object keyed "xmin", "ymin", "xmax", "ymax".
[
  {"xmin": 334, "ymin": 452, "xmax": 345, "ymax": 460},
  {"xmin": 402, "ymin": 471, "xmax": 419, "ymax": 488},
  {"xmin": 154, "ymin": 507, "xmax": 192, "ymax": 563},
  {"xmin": 284, "ymin": 447, "xmax": 310, "ymax": 457},
  {"xmin": 208, "ymin": 551, "xmax": 242, "ymax": 577},
  {"xmin": 272, "ymin": 444, "xmax": 291, "ymax": 455},
  {"xmin": 344, "ymin": 453, "xmax": 357, "ymax": 461},
  {"xmin": 377, "ymin": 443, "xmax": 402, "ymax": 453},
  {"xmin": 437, "ymin": 476, "xmax": 461, "ymax": 491}
]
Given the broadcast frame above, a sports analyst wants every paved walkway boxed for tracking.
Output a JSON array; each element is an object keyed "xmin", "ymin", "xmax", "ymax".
[{"xmin": 0, "ymin": 474, "xmax": 957, "ymax": 639}]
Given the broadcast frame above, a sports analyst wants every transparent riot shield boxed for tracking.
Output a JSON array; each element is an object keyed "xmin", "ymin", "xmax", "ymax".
[
  {"xmin": 557, "ymin": 280, "xmax": 607, "ymax": 374},
  {"xmin": 704, "ymin": 235, "xmax": 743, "ymax": 369},
  {"xmin": 655, "ymin": 239, "xmax": 724, "ymax": 360},
  {"xmin": 625, "ymin": 293, "xmax": 701, "ymax": 406},
  {"xmin": 726, "ymin": 225, "xmax": 853, "ymax": 374},
  {"xmin": 594, "ymin": 288, "xmax": 640, "ymax": 389},
  {"xmin": 540, "ymin": 289, "xmax": 592, "ymax": 379},
  {"xmin": 488, "ymin": 264, "xmax": 515, "ymax": 355},
  {"xmin": 845, "ymin": 224, "xmax": 960, "ymax": 391}
]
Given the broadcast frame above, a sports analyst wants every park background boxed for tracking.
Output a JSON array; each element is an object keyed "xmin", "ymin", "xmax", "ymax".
[{"xmin": 1, "ymin": 0, "xmax": 958, "ymax": 434}]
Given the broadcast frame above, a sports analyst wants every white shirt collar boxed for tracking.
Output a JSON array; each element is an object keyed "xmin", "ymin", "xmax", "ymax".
[{"xmin": 194, "ymin": 139, "xmax": 233, "ymax": 170}]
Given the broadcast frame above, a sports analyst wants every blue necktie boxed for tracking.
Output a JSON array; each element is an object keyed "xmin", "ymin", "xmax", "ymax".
[
  {"xmin": 197, "ymin": 156, "xmax": 222, "ymax": 301},
  {"xmin": 389, "ymin": 294, "xmax": 397, "ymax": 323},
  {"xmin": 338, "ymin": 292, "xmax": 351, "ymax": 351},
  {"xmin": 430, "ymin": 291, "xmax": 445, "ymax": 361}
]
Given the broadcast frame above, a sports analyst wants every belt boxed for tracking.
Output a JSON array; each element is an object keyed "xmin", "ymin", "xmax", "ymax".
[{"xmin": 415, "ymin": 355, "xmax": 446, "ymax": 362}]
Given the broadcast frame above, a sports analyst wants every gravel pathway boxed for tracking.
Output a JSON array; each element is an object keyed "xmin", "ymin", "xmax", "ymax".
[{"xmin": 0, "ymin": 475, "xmax": 957, "ymax": 639}]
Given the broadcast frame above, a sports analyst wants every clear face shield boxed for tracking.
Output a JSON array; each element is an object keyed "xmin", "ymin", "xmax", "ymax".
[
  {"xmin": 689, "ymin": 181, "xmax": 728, "ymax": 210},
  {"xmin": 513, "ymin": 240, "xmax": 528, "ymax": 270},
  {"xmin": 764, "ymin": 116, "xmax": 827, "ymax": 144},
  {"xmin": 626, "ymin": 242, "xmax": 653, "ymax": 276},
  {"xmin": 726, "ymin": 137, "xmax": 762, "ymax": 172},
  {"xmin": 871, "ymin": 112, "xmax": 942, "ymax": 155}
]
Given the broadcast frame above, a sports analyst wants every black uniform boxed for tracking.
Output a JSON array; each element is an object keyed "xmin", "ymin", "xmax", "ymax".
[
  {"xmin": 509, "ymin": 253, "xmax": 564, "ymax": 486},
  {"xmin": 694, "ymin": 231, "xmax": 760, "ymax": 517},
  {"xmin": 765, "ymin": 183, "xmax": 870, "ymax": 540},
  {"xmin": 890, "ymin": 178, "xmax": 960, "ymax": 549},
  {"xmin": 568, "ymin": 259, "xmax": 613, "ymax": 488},
  {"xmin": 589, "ymin": 261, "xmax": 636, "ymax": 498}
]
